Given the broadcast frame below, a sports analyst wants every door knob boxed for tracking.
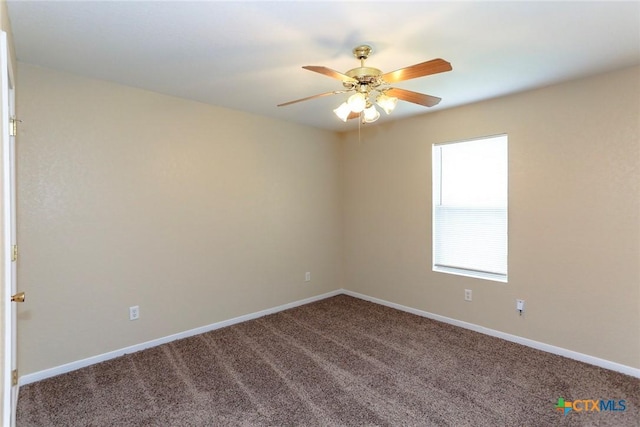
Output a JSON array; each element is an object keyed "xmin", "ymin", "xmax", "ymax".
[{"xmin": 11, "ymin": 292, "xmax": 25, "ymax": 303}]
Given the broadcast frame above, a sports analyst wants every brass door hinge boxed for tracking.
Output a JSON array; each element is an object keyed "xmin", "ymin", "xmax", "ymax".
[
  {"xmin": 11, "ymin": 369, "xmax": 17, "ymax": 386},
  {"xmin": 9, "ymin": 117, "xmax": 21, "ymax": 137},
  {"xmin": 11, "ymin": 244, "xmax": 17, "ymax": 262}
]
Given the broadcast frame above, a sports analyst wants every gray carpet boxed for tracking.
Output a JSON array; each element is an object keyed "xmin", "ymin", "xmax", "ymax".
[{"xmin": 17, "ymin": 295, "xmax": 640, "ymax": 426}]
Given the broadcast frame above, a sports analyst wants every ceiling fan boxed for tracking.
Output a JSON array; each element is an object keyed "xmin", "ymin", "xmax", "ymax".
[{"xmin": 278, "ymin": 45, "xmax": 452, "ymax": 124}]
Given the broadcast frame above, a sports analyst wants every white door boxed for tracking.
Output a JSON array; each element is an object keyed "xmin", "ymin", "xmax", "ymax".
[{"xmin": 1, "ymin": 30, "xmax": 19, "ymax": 427}]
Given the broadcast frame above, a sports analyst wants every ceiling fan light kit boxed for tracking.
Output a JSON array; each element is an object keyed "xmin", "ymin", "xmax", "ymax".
[
  {"xmin": 363, "ymin": 104, "xmax": 380, "ymax": 123},
  {"xmin": 278, "ymin": 45, "xmax": 452, "ymax": 125},
  {"xmin": 347, "ymin": 92, "xmax": 367, "ymax": 113},
  {"xmin": 333, "ymin": 102, "xmax": 352, "ymax": 122},
  {"xmin": 376, "ymin": 93, "xmax": 398, "ymax": 115}
]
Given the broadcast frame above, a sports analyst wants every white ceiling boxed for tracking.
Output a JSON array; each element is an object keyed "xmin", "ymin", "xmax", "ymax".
[{"xmin": 6, "ymin": 1, "xmax": 640, "ymax": 132}]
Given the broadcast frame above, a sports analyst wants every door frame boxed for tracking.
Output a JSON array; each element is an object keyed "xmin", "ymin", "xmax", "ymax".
[{"xmin": 1, "ymin": 29, "xmax": 17, "ymax": 427}]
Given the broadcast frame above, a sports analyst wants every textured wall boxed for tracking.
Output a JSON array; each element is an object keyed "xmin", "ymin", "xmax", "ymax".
[
  {"xmin": 16, "ymin": 64, "xmax": 343, "ymax": 375},
  {"xmin": 15, "ymin": 62, "xmax": 640, "ymax": 377},
  {"xmin": 342, "ymin": 66, "xmax": 640, "ymax": 369}
]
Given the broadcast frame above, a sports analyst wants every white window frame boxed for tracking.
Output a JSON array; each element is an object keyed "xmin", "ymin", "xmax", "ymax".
[{"xmin": 432, "ymin": 134, "xmax": 508, "ymax": 283}]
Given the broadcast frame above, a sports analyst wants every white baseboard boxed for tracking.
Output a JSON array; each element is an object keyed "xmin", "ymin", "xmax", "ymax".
[
  {"xmin": 20, "ymin": 288, "xmax": 639, "ymax": 385},
  {"xmin": 19, "ymin": 289, "xmax": 343, "ymax": 386},
  {"xmin": 342, "ymin": 289, "xmax": 640, "ymax": 379}
]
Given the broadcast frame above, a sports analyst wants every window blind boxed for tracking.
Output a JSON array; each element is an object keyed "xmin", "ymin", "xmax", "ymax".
[{"xmin": 432, "ymin": 135, "xmax": 508, "ymax": 282}]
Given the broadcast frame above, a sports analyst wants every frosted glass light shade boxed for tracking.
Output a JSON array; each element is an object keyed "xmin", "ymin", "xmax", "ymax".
[
  {"xmin": 347, "ymin": 93, "xmax": 366, "ymax": 113},
  {"xmin": 333, "ymin": 102, "xmax": 351, "ymax": 122},
  {"xmin": 363, "ymin": 105, "xmax": 380, "ymax": 123},
  {"xmin": 376, "ymin": 94, "xmax": 398, "ymax": 114}
]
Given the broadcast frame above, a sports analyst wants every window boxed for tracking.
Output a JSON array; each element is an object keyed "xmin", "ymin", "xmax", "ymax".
[{"xmin": 432, "ymin": 135, "xmax": 508, "ymax": 282}]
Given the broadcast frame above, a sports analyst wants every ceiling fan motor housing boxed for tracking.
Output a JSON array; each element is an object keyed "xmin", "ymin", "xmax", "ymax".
[{"xmin": 344, "ymin": 67, "xmax": 383, "ymax": 90}]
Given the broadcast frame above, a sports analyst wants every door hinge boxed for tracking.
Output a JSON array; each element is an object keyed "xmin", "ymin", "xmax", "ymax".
[
  {"xmin": 9, "ymin": 117, "xmax": 20, "ymax": 137},
  {"xmin": 11, "ymin": 244, "xmax": 17, "ymax": 262},
  {"xmin": 11, "ymin": 369, "xmax": 17, "ymax": 386}
]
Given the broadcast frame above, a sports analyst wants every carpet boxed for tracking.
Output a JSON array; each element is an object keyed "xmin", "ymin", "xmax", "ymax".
[{"xmin": 17, "ymin": 295, "xmax": 640, "ymax": 426}]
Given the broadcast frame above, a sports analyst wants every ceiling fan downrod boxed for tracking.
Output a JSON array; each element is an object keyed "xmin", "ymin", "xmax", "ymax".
[{"xmin": 345, "ymin": 45, "xmax": 383, "ymax": 89}]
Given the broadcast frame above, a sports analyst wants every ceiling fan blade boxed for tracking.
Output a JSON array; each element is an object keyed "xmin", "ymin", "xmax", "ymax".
[
  {"xmin": 385, "ymin": 88, "xmax": 442, "ymax": 107},
  {"xmin": 347, "ymin": 111, "xmax": 360, "ymax": 120},
  {"xmin": 277, "ymin": 90, "xmax": 349, "ymax": 107},
  {"xmin": 381, "ymin": 58, "xmax": 452, "ymax": 83},
  {"xmin": 303, "ymin": 66, "xmax": 357, "ymax": 83}
]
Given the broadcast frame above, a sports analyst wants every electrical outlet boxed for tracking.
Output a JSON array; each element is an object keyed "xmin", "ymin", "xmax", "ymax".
[
  {"xmin": 516, "ymin": 299, "xmax": 525, "ymax": 313},
  {"xmin": 305, "ymin": 272, "xmax": 311, "ymax": 282},
  {"xmin": 129, "ymin": 305, "xmax": 139, "ymax": 320},
  {"xmin": 464, "ymin": 289, "xmax": 472, "ymax": 301}
]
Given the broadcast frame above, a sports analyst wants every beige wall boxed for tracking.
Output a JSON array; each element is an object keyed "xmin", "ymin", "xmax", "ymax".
[
  {"xmin": 16, "ymin": 63, "xmax": 343, "ymax": 375},
  {"xmin": 15, "ymin": 61, "xmax": 640, "ymax": 377},
  {"xmin": 342, "ymin": 66, "xmax": 640, "ymax": 368}
]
